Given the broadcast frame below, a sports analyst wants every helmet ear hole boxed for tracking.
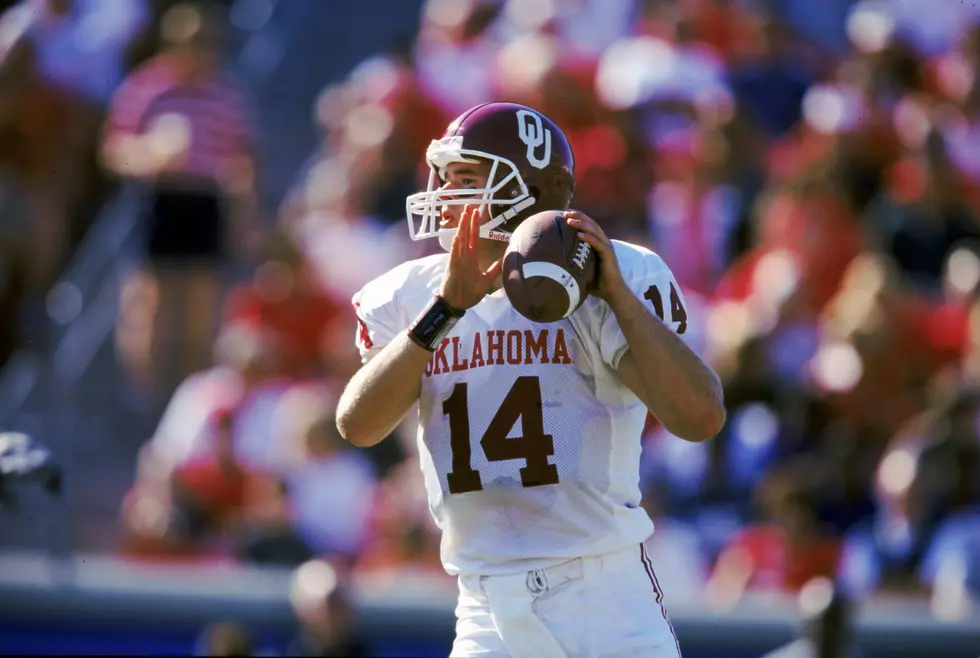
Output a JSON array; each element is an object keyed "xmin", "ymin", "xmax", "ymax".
[{"xmin": 500, "ymin": 179, "xmax": 522, "ymax": 199}]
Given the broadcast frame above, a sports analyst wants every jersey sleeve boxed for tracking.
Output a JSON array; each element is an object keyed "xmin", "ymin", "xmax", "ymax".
[
  {"xmin": 349, "ymin": 255, "xmax": 447, "ymax": 364},
  {"xmin": 598, "ymin": 249, "xmax": 690, "ymax": 370},
  {"xmin": 351, "ymin": 276, "xmax": 405, "ymax": 364}
]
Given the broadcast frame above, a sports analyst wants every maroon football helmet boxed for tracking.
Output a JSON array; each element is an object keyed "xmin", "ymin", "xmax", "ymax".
[{"xmin": 406, "ymin": 102, "xmax": 575, "ymax": 248}]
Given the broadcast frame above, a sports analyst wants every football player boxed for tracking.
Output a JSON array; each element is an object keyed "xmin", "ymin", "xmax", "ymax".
[{"xmin": 337, "ymin": 102, "xmax": 725, "ymax": 657}]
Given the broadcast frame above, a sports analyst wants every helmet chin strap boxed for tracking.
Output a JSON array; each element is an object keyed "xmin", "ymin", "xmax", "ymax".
[{"xmin": 436, "ymin": 196, "xmax": 537, "ymax": 252}]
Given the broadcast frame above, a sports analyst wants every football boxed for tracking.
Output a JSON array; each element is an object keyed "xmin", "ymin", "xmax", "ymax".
[{"xmin": 503, "ymin": 210, "xmax": 598, "ymax": 323}]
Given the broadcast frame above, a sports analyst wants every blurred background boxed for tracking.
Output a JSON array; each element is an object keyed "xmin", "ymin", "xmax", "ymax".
[{"xmin": 1, "ymin": 0, "xmax": 980, "ymax": 656}]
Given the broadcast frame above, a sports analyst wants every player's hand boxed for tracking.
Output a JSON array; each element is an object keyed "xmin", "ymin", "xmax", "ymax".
[
  {"xmin": 564, "ymin": 210, "xmax": 627, "ymax": 303},
  {"xmin": 439, "ymin": 205, "xmax": 502, "ymax": 310}
]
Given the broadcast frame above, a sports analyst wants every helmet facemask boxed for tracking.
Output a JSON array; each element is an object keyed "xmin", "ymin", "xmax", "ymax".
[{"xmin": 406, "ymin": 136, "xmax": 538, "ymax": 251}]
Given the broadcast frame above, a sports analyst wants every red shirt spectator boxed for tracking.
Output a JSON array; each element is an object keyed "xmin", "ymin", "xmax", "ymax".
[
  {"xmin": 719, "ymin": 525, "xmax": 843, "ymax": 592},
  {"xmin": 223, "ymin": 283, "xmax": 345, "ymax": 379},
  {"xmin": 223, "ymin": 233, "xmax": 352, "ymax": 380},
  {"xmin": 715, "ymin": 182, "xmax": 862, "ymax": 319},
  {"xmin": 710, "ymin": 489, "xmax": 842, "ymax": 595},
  {"xmin": 173, "ymin": 408, "xmax": 251, "ymax": 523}
]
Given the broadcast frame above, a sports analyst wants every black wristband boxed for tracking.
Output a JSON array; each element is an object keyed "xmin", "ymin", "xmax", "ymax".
[{"xmin": 408, "ymin": 296, "xmax": 465, "ymax": 352}]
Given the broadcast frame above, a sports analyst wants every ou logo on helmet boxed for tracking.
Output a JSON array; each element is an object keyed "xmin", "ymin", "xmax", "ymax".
[{"xmin": 517, "ymin": 110, "xmax": 552, "ymax": 170}]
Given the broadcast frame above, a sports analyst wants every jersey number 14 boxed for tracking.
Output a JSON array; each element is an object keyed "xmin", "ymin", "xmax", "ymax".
[
  {"xmin": 443, "ymin": 376, "xmax": 559, "ymax": 494},
  {"xmin": 644, "ymin": 281, "xmax": 687, "ymax": 334}
]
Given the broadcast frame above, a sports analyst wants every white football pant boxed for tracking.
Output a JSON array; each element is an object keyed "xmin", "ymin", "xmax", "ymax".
[{"xmin": 451, "ymin": 543, "xmax": 683, "ymax": 658}]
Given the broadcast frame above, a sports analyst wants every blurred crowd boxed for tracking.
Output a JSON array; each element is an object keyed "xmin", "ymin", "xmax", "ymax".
[
  {"xmin": 0, "ymin": 0, "xmax": 133, "ymax": 360},
  {"xmin": 0, "ymin": 0, "xmax": 246, "ymax": 362},
  {"xmin": 7, "ymin": 0, "xmax": 980, "ymax": 646}
]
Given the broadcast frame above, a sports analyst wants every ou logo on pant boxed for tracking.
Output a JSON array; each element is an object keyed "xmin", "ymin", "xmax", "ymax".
[{"xmin": 517, "ymin": 110, "xmax": 552, "ymax": 170}]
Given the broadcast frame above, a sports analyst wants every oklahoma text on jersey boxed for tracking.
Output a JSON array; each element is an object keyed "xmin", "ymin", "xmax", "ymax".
[{"xmin": 423, "ymin": 328, "xmax": 573, "ymax": 377}]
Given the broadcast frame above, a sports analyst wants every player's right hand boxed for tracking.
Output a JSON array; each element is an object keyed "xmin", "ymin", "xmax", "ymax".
[{"xmin": 439, "ymin": 204, "xmax": 502, "ymax": 310}]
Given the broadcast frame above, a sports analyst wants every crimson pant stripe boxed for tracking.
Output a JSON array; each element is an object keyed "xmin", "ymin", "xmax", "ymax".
[{"xmin": 640, "ymin": 543, "xmax": 682, "ymax": 657}]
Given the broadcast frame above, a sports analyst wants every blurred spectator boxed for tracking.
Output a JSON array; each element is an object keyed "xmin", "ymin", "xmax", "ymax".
[
  {"xmin": 18, "ymin": 0, "xmax": 152, "ymax": 238},
  {"xmin": 916, "ymin": 408, "xmax": 980, "ymax": 605},
  {"xmin": 295, "ymin": 42, "xmax": 450, "ymax": 223},
  {"xmin": 921, "ymin": 464, "xmax": 980, "ymax": 611},
  {"xmin": 288, "ymin": 559, "xmax": 370, "ymax": 657},
  {"xmin": 345, "ymin": 46, "xmax": 450, "ymax": 223},
  {"xmin": 782, "ymin": 0, "xmax": 856, "ymax": 53},
  {"xmin": 639, "ymin": 421, "xmax": 747, "ymax": 559},
  {"xmin": 869, "ymin": 132, "xmax": 980, "ymax": 293},
  {"xmin": 0, "ymin": 176, "xmax": 27, "ymax": 365},
  {"xmin": 413, "ymin": 0, "xmax": 504, "ymax": 117},
  {"xmin": 120, "ymin": 402, "xmax": 266, "ymax": 561},
  {"xmin": 14, "ymin": 0, "xmax": 149, "ymax": 105},
  {"xmin": 934, "ymin": 25, "xmax": 980, "ymax": 195},
  {"xmin": 355, "ymin": 458, "xmax": 444, "ymax": 581},
  {"xmin": 877, "ymin": 0, "xmax": 980, "ymax": 57},
  {"xmin": 104, "ymin": 0, "xmax": 261, "ymax": 405},
  {"xmin": 765, "ymin": 169, "xmax": 864, "ymax": 317},
  {"xmin": 283, "ymin": 150, "xmax": 414, "ymax": 301},
  {"xmin": 761, "ymin": 577, "xmax": 864, "ymax": 658},
  {"xmin": 729, "ymin": 15, "xmax": 814, "ymax": 139},
  {"xmin": 272, "ymin": 387, "xmax": 377, "ymax": 563},
  {"xmin": 812, "ymin": 252, "xmax": 938, "ymax": 444},
  {"xmin": 596, "ymin": 30, "xmax": 727, "ymax": 143},
  {"xmin": 170, "ymin": 407, "xmax": 251, "ymax": 540},
  {"xmin": 119, "ymin": 445, "xmax": 227, "ymax": 561},
  {"xmin": 195, "ymin": 620, "xmax": 254, "ymax": 657},
  {"xmin": 836, "ymin": 429, "xmax": 934, "ymax": 597},
  {"xmin": 149, "ymin": 321, "xmax": 292, "ymax": 474},
  {"xmin": 355, "ymin": 517, "xmax": 443, "ymax": 581},
  {"xmin": 223, "ymin": 231, "xmax": 357, "ymax": 382},
  {"xmin": 138, "ymin": 381, "xmax": 378, "ymax": 568},
  {"xmin": 707, "ymin": 469, "xmax": 842, "ymax": 603},
  {"xmin": 0, "ymin": 12, "xmax": 84, "ymax": 317},
  {"xmin": 647, "ymin": 126, "xmax": 744, "ymax": 296},
  {"xmin": 811, "ymin": 433, "xmax": 878, "ymax": 538},
  {"xmin": 235, "ymin": 474, "xmax": 314, "ymax": 567}
]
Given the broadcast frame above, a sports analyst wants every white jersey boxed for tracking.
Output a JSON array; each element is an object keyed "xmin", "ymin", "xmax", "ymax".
[{"xmin": 352, "ymin": 240, "xmax": 689, "ymax": 576}]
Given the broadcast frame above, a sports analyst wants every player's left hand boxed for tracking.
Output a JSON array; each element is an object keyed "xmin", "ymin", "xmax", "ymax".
[{"xmin": 564, "ymin": 210, "xmax": 627, "ymax": 303}]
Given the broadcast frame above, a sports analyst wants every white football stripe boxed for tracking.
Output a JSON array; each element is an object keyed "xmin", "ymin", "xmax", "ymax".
[{"xmin": 521, "ymin": 261, "xmax": 580, "ymax": 318}]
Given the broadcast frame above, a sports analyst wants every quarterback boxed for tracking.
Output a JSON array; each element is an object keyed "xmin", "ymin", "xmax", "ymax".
[{"xmin": 337, "ymin": 102, "xmax": 725, "ymax": 657}]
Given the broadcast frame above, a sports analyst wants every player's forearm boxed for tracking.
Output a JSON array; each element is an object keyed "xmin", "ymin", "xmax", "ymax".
[
  {"xmin": 609, "ymin": 286, "xmax": 725, "ymax": 442},
  {"xmin": 336, "ymin": 333, "xmax": 431, "ymax": 447}
]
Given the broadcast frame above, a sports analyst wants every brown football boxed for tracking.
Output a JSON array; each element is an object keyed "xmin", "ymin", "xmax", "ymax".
[{"xmin": 503, "ymin": 210, "xmax": 598, "ymax": 323}]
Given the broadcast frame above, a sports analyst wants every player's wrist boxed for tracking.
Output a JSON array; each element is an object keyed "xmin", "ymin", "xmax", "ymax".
[
  {"xmin": 437, "ymin": 279, "xmax": 479, "ymax": 311},
  {"xmin": 407, "ymin": 295, "xmax": 465, "ymax": 351}
]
